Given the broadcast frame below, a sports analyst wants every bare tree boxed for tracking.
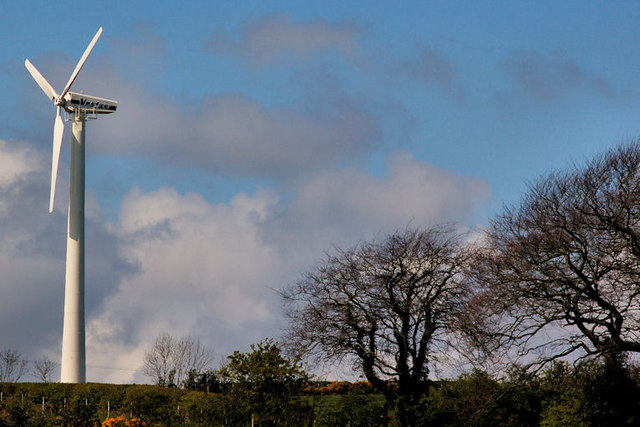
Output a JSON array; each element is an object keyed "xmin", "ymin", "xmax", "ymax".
[
  {"xmin": 281, "ymin": 226, "xmax": 469, "ymax": 425},
  {"xmin": 466, "ymin": 143, "xmax": 640, "ymax": 367},
  {"xmin": 143, "ymin": 333, "xmax": 213, "ymax": 387},
  {"xmin": 144, "ymin": 333, "xmax": 174, "ymax": 386},
  {"xmin": 0, "ymin": 348, "xmax": 28, "ymax": 382},
  {"xmin": 175, "ymin": 336, "xmax": 211, "ymax": 382},
  {"xmin": 32, "ymin": 355, "xmax": 57, "ymax": 383}
]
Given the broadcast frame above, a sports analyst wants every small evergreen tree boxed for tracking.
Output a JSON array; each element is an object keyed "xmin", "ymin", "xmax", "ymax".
[{"xmin": 219, "ymin": 339, "xmax": 310, "ymax": 425}]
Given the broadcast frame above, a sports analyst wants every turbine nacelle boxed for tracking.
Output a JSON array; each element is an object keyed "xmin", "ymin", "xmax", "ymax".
[{"xmin": 65, "ymin": 92, "xmax": 118, "ymax": 114}]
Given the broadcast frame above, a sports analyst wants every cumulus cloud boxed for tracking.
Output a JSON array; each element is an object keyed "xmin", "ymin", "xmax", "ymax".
[
  {"xmin": 0, "ymin": 145, "xmax": 60, "ymax": 350},
  {"xmin": 84, "ymin": 153, "xmax": 490, "ymax": 383},
  {"xmin": 273, "ymin": 152, "xmax": 490, "ymax": 257},
  {"xmin": 206, "ymin": 14, "xmax": 363, "ymax": 66},
  {"xmin": 296, "ymin": 152, "xmax": 488, "ymax": 226},
  {"xmin": 86, "ymin": 187, "xmax": 282, "ymax": 382},
  {"xmin": 0, "ymin": 139, "xmax": 40, "ymax": 192}
]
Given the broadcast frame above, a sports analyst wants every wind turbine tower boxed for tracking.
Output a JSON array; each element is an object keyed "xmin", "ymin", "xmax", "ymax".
[{"xmin": 25, "ymin": 27, "xmax": 118, "ymax": 383}]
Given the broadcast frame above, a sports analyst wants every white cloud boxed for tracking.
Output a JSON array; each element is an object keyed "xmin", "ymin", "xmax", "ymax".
[
  {"xmin": 0, "ymin": 139, "xmax": 40, "ymax": 192},
  {"xmin": 0, "ymin": 140, "xmax": 65, "ymax": 360},
  {"xmin": 86, "ymin": 187, "xmax": 282, "ymax": 382},
  {"xmin": 83, "ymin": 153, "xmax": 490, "ymax": 383},
  {"xmin": 280, "ymin": 152, "xmax": 490, "ymax": 249}
]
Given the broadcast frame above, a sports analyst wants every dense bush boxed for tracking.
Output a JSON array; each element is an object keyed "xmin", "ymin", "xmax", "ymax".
[{"xmin": 0, "ymin": 356, "xmax": 639, "ymax": 426}]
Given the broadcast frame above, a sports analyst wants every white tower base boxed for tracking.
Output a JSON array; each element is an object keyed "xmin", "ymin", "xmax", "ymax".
[{"xmin": 60, "ymin": 113, "xmax": 86, "ymax": 383}]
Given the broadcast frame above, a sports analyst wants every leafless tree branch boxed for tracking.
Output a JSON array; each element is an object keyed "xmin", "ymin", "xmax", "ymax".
[
  {"xmin": 143, "ymin": 333, "xmax": 213, "ymax": 387},
  {"xmin": 465, "ymin": 142, "xmax": 640, "ymax": 369}
]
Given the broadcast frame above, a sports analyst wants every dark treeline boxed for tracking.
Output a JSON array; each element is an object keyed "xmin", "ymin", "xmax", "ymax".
[{"xmin": 1, "ymin": 354, "xmax": 639, "ymax": 426}]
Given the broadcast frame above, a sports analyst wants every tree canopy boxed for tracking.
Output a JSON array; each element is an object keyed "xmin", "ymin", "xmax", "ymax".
[
  {"xmin": 467, "ymin": 143, "xmax": 640, "ymax": 365},
  {"xmin": 282, "ymin": 226, "xmax": 469, "ymax": 424},
  {"xmin": 219, "ymin": 339, "xmax": 310, "ymax": 425}
]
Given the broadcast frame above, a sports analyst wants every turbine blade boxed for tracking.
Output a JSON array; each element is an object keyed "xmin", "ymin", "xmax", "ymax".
[
  {"xmin": 25, "ymin": 59, "xmax": 58, "ymax": 101},
  {"xmin": 49, "ymin": 107, "xmax": 64, "ymax": 213},
  {"xmin": 60, "ymin": 27, "xmax": 103, "ymax": 100}
]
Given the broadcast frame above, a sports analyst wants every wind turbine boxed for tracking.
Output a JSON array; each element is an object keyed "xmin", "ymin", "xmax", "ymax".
[{"xmin": 25, "ymin": 27, "xmax": 117, "ymax": 383}]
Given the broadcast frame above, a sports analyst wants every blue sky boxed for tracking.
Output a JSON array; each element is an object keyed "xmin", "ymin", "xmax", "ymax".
[{"xmin": 1, "ymin": 1, "xmax": 639, "ymax": 382}]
